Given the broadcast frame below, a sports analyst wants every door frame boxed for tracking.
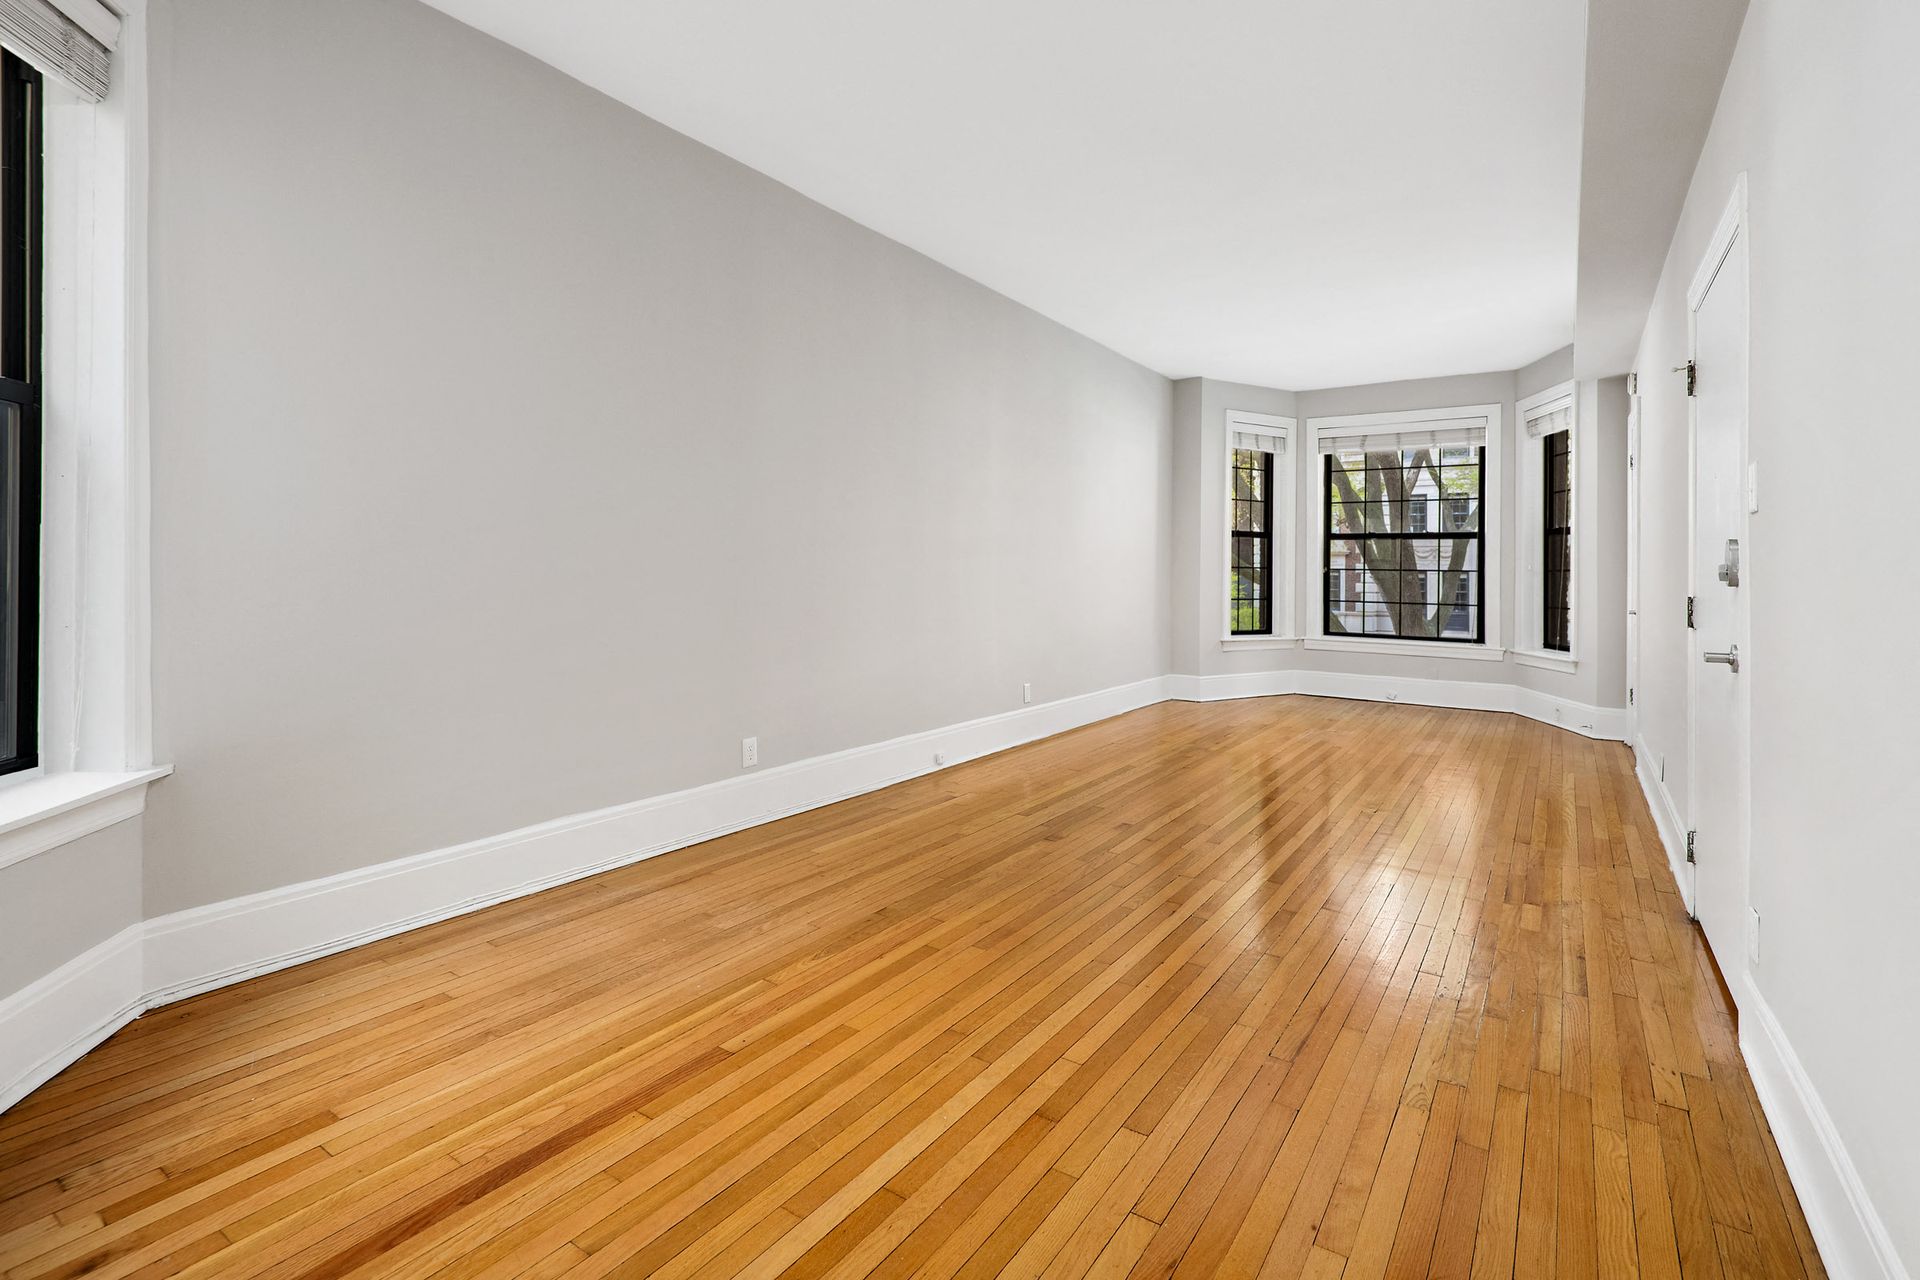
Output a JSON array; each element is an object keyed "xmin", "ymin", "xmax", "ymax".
[{"xmin": 1684, "ymin": 171, "xmax": 1751, "ymax": 985}]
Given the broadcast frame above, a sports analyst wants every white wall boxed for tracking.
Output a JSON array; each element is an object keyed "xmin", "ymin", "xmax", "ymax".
[
  {"xmin": 136, "ymin": 0, "xmax": 1173, "ymax": 916},
  {"xmin": 1629, "ymin": 0, "xmax": 1920, "ymax": 1270}
]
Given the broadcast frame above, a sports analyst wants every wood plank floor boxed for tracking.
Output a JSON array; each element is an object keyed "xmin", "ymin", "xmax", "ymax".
[{"xmin": 0, "ymin": 698, "xmax": 1823, "ymax": 1280}]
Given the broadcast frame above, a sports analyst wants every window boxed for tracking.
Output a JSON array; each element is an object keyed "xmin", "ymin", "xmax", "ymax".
[
  {"xmin": 0, "ymin": 50, "xmax": 41, "ymax": 777},
  {"xmin": 1518, "ymin": 383, "xmax": 1575, "ymax": 660},
  {"xmin": 1543, "ymin": 427, "xmax": 1571, "ymax": 651},
  {"xmin": 1229, "ymin": 447, "xmax": 1273, "ymax": 635},
  {"xmin": 1325, "ymin": 443, "xmax": 1483, "ymax": 642},
  {"xmin": 1223, "ymin": 412, "xmax": 1292, "ymax": 639}
]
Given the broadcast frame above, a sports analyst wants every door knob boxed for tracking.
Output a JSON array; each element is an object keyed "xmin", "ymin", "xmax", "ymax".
[{"xmin": 1702, "ymin": 645, "xmax": 1740, "ymax": 673}]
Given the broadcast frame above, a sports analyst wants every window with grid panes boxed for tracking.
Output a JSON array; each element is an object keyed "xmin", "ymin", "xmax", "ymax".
[
  {"xmin": 1325, "ymin": 443, "xmax": 1483, "ymax": 642},
  {"xmin": 1229, "ymin": 448, "xmax": 1273, "ymax": 635},
  {"xmin": 1543, "ymin": 428, "xmax": 1572, "ymax": 651}
]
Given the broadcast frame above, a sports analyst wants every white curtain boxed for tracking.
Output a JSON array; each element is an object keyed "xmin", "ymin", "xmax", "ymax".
[
  {"xmin": 1231, "ymin": 429, "xmax": 1287, "ymax": 455},
  {"xmin": 0, "ymin": 0, "xmax": 118, "ymax": 103},
  {"xmin": 1317, "ymin": 418, "xmax": 1486, "ymax": 455},
  {"xmin": 1524, "ymin": 402, "xmax": 1573, "ymax": 439}
]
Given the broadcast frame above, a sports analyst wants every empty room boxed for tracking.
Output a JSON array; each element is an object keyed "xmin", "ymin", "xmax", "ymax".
[{"xmin": 0, "ymin": 0, "xmax": 1913, "ymax": 1276}]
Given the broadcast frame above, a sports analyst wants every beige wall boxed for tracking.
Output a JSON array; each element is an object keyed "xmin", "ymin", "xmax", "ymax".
[
  {"xmin": 138, "ymin": 0, "xmax": 1173, "ymax": 915},
  {"xmin": 1630, "ymin": 0, "xmax": 1920, "ymax": 1264}
]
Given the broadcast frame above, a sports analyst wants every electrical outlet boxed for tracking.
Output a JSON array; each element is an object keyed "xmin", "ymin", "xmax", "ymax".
[
  {"xmin": 741, "ymin": 736, "xmax": 758, "ymax": 768},
  {"xmin": 1022, "ymin": 683, "xmax": 1032, "ymax": 705}
]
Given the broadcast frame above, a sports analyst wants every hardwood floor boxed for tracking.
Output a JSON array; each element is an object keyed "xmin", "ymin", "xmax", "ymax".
[{"xmin": 0, "ymin": 698, "xmax": 1822, "ymax": 1279}]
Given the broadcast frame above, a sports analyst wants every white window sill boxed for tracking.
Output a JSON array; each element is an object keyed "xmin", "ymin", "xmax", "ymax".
[
  {"xmin": 1303, "ymin": 637, "xmax": 1508, "ymax": 662},
  {"xmin": 1512, "ymin": 649, "xmax": 1578, "ymax": 674},
  {"xmin": 1220, "ymin": 635, "xmax": 1302, "ymax": 651},
  {"xmin": 0, "ymin": 767, "xmax": 173, "ymax": 872}
]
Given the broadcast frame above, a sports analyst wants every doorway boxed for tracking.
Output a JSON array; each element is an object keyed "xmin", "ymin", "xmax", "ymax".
[{"xmin": 1686, "ymin": 176, "xmax": 1752, "ymax": 1005}]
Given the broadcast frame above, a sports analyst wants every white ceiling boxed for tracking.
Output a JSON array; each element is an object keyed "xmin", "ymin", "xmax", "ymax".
[{"xmin": 419, "ymin": 0, "xmax": 1588, "ymax": 391}]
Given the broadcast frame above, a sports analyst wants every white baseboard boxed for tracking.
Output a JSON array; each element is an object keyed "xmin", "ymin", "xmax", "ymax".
[
  {"xmin": 141, "ymin": 675, "xmax": 1172, "ymax": 1006},
  {"xmin": 0, "ymin": 925, "xmax": 144, "ymax": 1114},
  {"xmin": 1162, "ymin": 670, "xmax": 1294, "ymax": 703},
  {"xmin": 1632, "ymin": 734, "xmax": 1693, "ymax": 914},
  {"xmin": 1167, "ymin": 669, "xmax": 1629, "ymax": 741},
  {"xmin": 1741, "ymin": 987, "xmax": 1911, "ymax": 1280},
  {"xmin": 1, "ymin": 668, "xmax": 1635, "ymax": 1114}
]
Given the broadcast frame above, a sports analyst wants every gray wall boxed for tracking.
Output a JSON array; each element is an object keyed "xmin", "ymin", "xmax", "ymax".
[
  {"xmin": 1171, "ymin": 377, "xmax": 1298, "ymax": 677},
  {"xmin": 1631, "ymin": 0, "xmax": 1920, "ymax": 1261},
  {"xmin": 0, "ymin": 820, "xmax": 142, "ymax": 994},
  {"xmin": 140, "ymin": 0, "xmax": 1173, "ymax": 914}
]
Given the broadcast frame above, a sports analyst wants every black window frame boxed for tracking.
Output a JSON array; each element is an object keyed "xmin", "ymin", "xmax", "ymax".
[
  {"xmin": 1542, "ymin": 427, "xmax": 1572, "ymax": 652},
  {"xmin": 0, "ymin": 50, "xmax": 42, "ymax": 777},
  {"xmin": 1323, "ymin": 445, "xmax": 1486, "ymax": 644},
  {"xmin": 1228, "ymin": 447, "xmax": 1274, "ymax": 636}
]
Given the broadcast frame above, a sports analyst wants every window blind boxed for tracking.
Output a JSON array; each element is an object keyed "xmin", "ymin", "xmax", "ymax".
[
  {"xmin": 1317, "ymin": 417, "xmax": 1486, "ymax": 455},
  {"xmin": 1231, "ymin": 428, "xmax": 1286, "ymax": 455},
  {"xmin": 0, "ymin": 0, "xmax": 117, "ymax": 103},
  {"xmin": 1524, "ymin": 402, "xmax": 1572, "ymax": 439}
]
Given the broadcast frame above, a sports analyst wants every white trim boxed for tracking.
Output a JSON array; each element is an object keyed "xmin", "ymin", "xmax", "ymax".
[
  {"xmin": 50, "ymin": 0, "xmax": 121, "ymax": 48},
  {"xmin": 1165, "ymin": 669, "xmax": 1627, "ymax": 740},
  {"xmin": 1632, "ymin": 734, "xmax": 1691, "ymax": 914},
  {"xmin": 1303, "ymin": 636, "xmax": 1507, "ymax": 662},
  {"xmin": 1516, "ymin": 379, "xmax": 1575, "ymax": 425},
  {"xmin": 1218, "ymin": 636, "xmax": 1299, "ymax": 652},
  {"xmin": 1307, "ymin": 402, "xmax": 1504, "ymax": 653},
  {"xmin": 1512, "ymin": 649, "xmax": 1577, "ymax": 674},
  {"xmin": 1688, "ymin": 172, "xmax": 1749, "ymax": 312},
  {"xmin": 1307, "ymin": 403, "xmax": 1500, "ymax": 434},
  {"xmin": 36, "ymin": 3, "xmax": 157, "ymax": 783},
  {"xmin": 0, "ymin": 766, "xmax": 169, "ymax": 870},
  {"xmin": 1221, "ymin": 410, "xmax": 1295, "ymax": 642},
  {"xmin": 0, "ymin": 923, "xmax": 143, "ymax": 1114},
  {"xmin": 1741, "ymin": 987, "xmax": 1912, "ymax": 1280}
]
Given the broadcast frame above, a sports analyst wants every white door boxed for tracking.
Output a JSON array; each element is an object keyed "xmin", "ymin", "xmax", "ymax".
[
  {"xmin": 1626, "ymin": 394, "xmax": 1640, "ymax": 737},
  {"xmin": 1688, "ymin": 206, "xmax": 1751, "ymax": 996}
]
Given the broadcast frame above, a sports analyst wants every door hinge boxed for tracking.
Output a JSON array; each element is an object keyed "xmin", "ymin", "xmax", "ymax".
[
  {"xmin": 1685, "ymin": 830, "xmax": 1697, "ymax": 864},
  {"xmin": 1629, "ymin": 687, "xmax": 1635, "ymax": 706},
  {"xmin": 1686, "ymin": 596, "xmax": 1696, "ymax": 628},
  {"xmin": 1628, "ymin": 372, "xmax": 1639, "ymax": 395}
]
